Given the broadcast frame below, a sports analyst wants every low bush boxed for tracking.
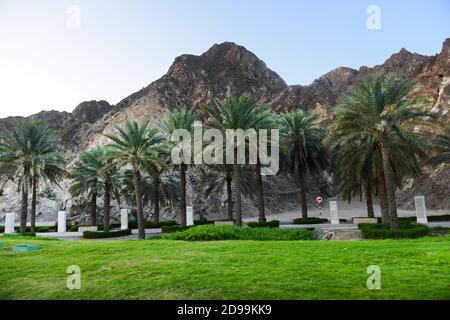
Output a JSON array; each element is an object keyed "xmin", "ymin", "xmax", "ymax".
[
  {"xmin": 194, "ymin": 219, "xmax": 215, "ymax": 226},
  {"xmin": 83, "ymin": 229, "xmax": 132, "ymax": 239},
  {"xmin": 359, "ymin": 222, "xmax": 429, "ymax": 239},
  {"xmin": 247, "ymin": 220, "xmax": 280, "ymax": 228},
  {"xmin": 161, "ymin": 225, "xmax": 190, "ymax": 234},
  {"xmin": 398, "ymin": 215, "xmax": 450, "ymax": 223},
  {"xmin": 163, "ymin": 225, "xmax": 314, "ymax": 241},
  {"xmin": 128, "ymin": 220, "xmax": 177, "ymax": 229},
  {"xmin": 0, "ymin": 226, "xmax": 52, "ymax": 233},
  {"xmin": 293, "ymin": 217, "xmax": 328, "ymax": 225},
  {"xmin": 429, "ymin": 227, "xmax": 450, "ymax": 236}
]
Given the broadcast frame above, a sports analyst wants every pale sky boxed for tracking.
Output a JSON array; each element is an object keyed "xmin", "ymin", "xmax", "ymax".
[{"xmin": 0, "ymin": 0, "xmax": 449, "ymax": 118}]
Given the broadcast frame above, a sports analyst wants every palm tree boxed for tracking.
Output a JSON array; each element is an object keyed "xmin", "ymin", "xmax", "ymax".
[
  {"xmin": 105, "ymin": 120, "xmax": 164, "ymax": 239},
  {"xmin": 331, "ymin": 72, "xmax": 434, "ymax": 229},
  {"xmin": 429, "ymin": 126, "xmax": 450, "ymax": 166},
  {"xmin": 0, "ymin": 119, "xmax": 60, "ymax": 233},
  {"xmin": 202, "ymin": 164, "xmax": 254, "ymax": 220},
  {"xmin": 142, "ymin": 143, "xmax": 179, "ymax": 223},
  {"xmin": 279, "ymin": 110, "xmax": 328, "ymax": 219},
  {"xmin": 205, "ymin": 91, "xmax": 273, "ymax": 226},
  {"xmin": 254, "ymin": 110, "xmax": 278, "ymax": 223},
  {"xmin": 29, "ymin": 125, "xmax": 67, "ymax": 233},
  {"xmin": 160, "ymin": 109, "xmax": 197, "ymax": 227},
  {"xmin": 146, "ymin": 164, "xmax": 179, "ymax": 223},
  {"xmin": 69, "ymin": 147, "xmax": 104, "ymax": 226}
]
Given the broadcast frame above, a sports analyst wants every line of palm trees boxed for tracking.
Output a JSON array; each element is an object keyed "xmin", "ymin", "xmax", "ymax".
[{"xmin": 1, "ymin": 72, "xmax": 449, "ymax": 237}]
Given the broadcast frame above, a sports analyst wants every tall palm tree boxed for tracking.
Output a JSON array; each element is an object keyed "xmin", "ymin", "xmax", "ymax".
[
  {"xmin": 105, "ymin": 120, "xmax": 164, "ymax": 239},
  {"xmin": 145, "ymin": 145, "xmax": 179, "ymax": 222},
  {"xmin": 202, "ymin": 164, "xmax": 254, "ymax": 220},
  {"xmin": 69, "ymin": 147, "xmax": 104, "ymax": 226},
  {"xmin": 332, "ymin": 72, "xmax": 434, "ymax": 229},
  {"xmin": 146, "ymin": 165, "xmax": 179, "ymax": 223},
  {"xmin": 279, "ymin": 110, "xmax": 328, "ymax": 219},
  {"xmin": 0, "ymin": 119, "xmax": 59, "ymax": 233},
  {"xmin": 205, "ymin": 91, "xmax": 273, "ymax": 226},
  {"xmin": 160, "ymin": 109, "xmax": 197, "ymax": 227},
  {"xmin": 29, "ymin": 125, "xmax": 67, "ymax": 233},
  {"xmin": 254, "ymin": 110, "xmax": 278, "ymax": 223}
]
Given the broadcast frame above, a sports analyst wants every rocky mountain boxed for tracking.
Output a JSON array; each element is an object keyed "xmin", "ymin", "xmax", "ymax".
[{"xmin": 1, "ymin": 39, "xmax": 449, "ymax": 223}]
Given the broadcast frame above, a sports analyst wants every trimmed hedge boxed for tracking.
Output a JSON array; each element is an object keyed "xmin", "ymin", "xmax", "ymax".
[
  {"xmin": 69, "ymin": 220, "xmax": 177, "ymax": 232},
  {"xmin": 399, "ymin": 215, "xmax": 450, "ymax": 222},
  {"xmin": 0, "ymin": 226, "xmax": 52, "ymax": 233},
  {"xmin": 194, "ymin": 219, "xmax": 215, "ymax": 226},
  {"xmin": 293, "ymin": 217, "xmax": 328, "ymax": 225},
  {"xmin": 161, "ymin": 225, "xmax": 190, "ymax": 234},
  {"xmin": 83, "ymin": 229, "xmax": 132, "ymax": 239},
  {"xmin": 359, "ymin": 222, "xmax": 429, "ymax": 239},
  {"xmin": 163, "ymin": 225, "xmax": 314, "ymax": 241},
  {"xmin": 247, "ymin": 220, "xmax": 280, "ymax": 228},
  {"xmin": 128, "ymin": 220, "xmax": 177, "ymax": 229}
]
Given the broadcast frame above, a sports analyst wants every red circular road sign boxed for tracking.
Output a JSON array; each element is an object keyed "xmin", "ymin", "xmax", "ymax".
[{"xmin": 316, "ymin": 196, "xmax": 323, "ymax": 204}]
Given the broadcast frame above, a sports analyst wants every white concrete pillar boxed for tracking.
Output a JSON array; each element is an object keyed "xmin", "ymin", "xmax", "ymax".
[
  {"xmin": 5, "ymin": 212, "xmax": 15, "ymax": 234},
  {"xmin": 415, "ymin": 196, "xmax": 428, "ymax": 224},
  {"xmin": 121, "ymin": 209, "xmax": 128, "ymax": 230},
  {"xmin": 57, "ymin": 211, "xmax": 66, "ymax": 233},
  {"xmin": 330, "ymin": 201, "xmax": 339, "ymax": 225},
  {"xmin": 187, "ymin": 206, "xmax": 194, "ymax": 226}
]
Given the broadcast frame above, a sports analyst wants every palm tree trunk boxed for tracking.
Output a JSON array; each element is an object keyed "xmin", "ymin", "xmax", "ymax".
[
  {"xmin": 377, "ymin": 174, "xmax": 390, "ymax": 223},
  {"xmin": 19, "ymin": 176, "xmax": 29, "ymax": 234},
  {"xmin": 297, "ymin": 167, "xmax": 308, "ymax": 219},
  {"xmin": 133, "ymin": 166, "xmax": 145, "ymax": 239},
  {"xmin": 233, "ymin": 148, "xmax": 242, "ymax": 227},
  {"xmin": 103, "ymin": 180, "xmax": 111, "ymax": 232},
  {"xmin": 153, "ymin": 180, "xmax": 160, "ymax": 223},
  {"xmin": 226, "ymin": 175, "xmax": 233, "ymax": 221},
  {"xmin": 365, "ymin": 181, "xmax": 375, "ymax": 218},
  {"xmin": 380, "ymin": 138, "xmax": 399, "ymax": 229},
  {"xmin": 255, "ymin": 160, "xmax": 266, "ymax": 223},
  {"xmin": 30, "ymin": 174, "xmax": 38, "ymax": 233},
  {"xmin": 180, "ymin": 163, "xmax": 187, "ymax": 227},
  {"xmin": 90, "ymin": 191, "xmax": 97, "ymax": 226}
]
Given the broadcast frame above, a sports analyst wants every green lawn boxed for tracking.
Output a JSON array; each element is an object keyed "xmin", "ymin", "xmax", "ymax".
[{"xmin": 1, "ymin": 235, "xmax": 449, "ymax": 300}]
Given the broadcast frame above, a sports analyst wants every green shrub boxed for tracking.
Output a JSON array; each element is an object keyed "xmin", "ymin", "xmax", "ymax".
[
  {"xmin": 161, "ymin": 225, "xmax": 190, "ymax": 234},
  {"xmin": 0, "ymin": 226, "xmax": 53, "ymax": 233},
  {"xmin": 359, "ymin": 222, "xmax": 429, "ymax": 239},
  {"xmin": 163, "ymin": 225, "xmax": 314, "ymax": 241},
  {"xmin": 398, "ymin": 215, "xmax": 450, "ymax": 223},
  {"xmin": 128, "ymin": 220, "xmax": 177, "ymax": 229},
  {"xmin": 194, "ymin": 219, "xmax": 215, "ymax": 225},
  {"xmin": 293, "ymin": 217, "xmax": 328, "ymax": 225},
  {"xmin": 83, "ymin": 229, "xmax": 132, "ymax": 239},
  {"xmin": 429, "ymin": 227, "xmax": 450, "ymax": 236},
  {"xmin": 247, "ymin": 220, "xmax": 280, "ymax": 228}
]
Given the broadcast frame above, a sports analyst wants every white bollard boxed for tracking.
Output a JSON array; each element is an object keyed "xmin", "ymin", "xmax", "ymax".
[
  {"xmin": 121, "ymin": 209, "xmax": 128, "ymax": 230},
  {"xmin": 330, "ymin": 201, "xmax": 339, "ymax": 225},
  {"xmin": 414, "ymin": 196, "xmax": 428, "ymax": 224},
  {"xmin": 58, "ymin": 211, "xmax": 66, "ymax": 233},
  {"xmin": 5, "ymin": 212, "xmax": 15, "ymax": 234},
  {"xmin": 186, "ymin": 206, "xmax": 194, "ymax": 226}
]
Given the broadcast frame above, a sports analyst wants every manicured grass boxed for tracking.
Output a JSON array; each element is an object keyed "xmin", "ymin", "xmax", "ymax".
[{"xmin": 0, "ymin": 235, "xmax": 449, "ymax": 299}]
